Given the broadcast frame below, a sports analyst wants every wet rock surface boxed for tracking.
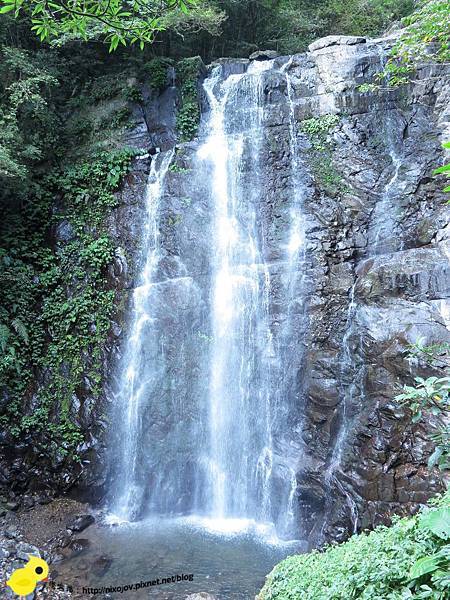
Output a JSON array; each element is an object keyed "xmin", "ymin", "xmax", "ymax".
[
  {"xmin": 66, "ymin": 515, "xmax": 95, "ymax": 533},
  {"xmin": 1, "ymin": 498, "xmax": 90, "ymax": 599},
  {"xmin": 1, "ymin": 33, "xmax": 449, "ymax": 550}
]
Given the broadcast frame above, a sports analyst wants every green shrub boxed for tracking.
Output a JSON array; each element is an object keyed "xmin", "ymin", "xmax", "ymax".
[
  {"xmin": 0, "ymin": 147, "xmax": 138, "ymax": 460},
  {"xmin": 176, "ymin": 56, "xmax": 203, "ymax": 141},
  {"xmin": 300, "ymin": 114, "xmax": 340, "ymax": 139},
  {"xmin": 143, "ymin": 57, "xmax": 174, "ymax": 91},
  {"xmin": 123, "ymin": 85, "xmax": 143, "ymax": 104},
  {"xmin": 300, "ymin": 114, "xmax": 346, "ymax": 195},
  {"xmin": 110, "ymin": 106, "xmax": 131, "ymax": 128},
  {"xmin": 259, "ymin": 491, "xmax": 450, "ymax": 600}
]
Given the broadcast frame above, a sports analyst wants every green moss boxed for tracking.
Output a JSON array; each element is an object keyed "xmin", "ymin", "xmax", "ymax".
[
  {"xmin": 176, "ymin": 56, "xmax": 203, "ymax": 142},
  {"xmin": 259, "ymin": 491, "xmax": 450, "ymax": 600},
  {"xmin": 0, "ymin": 147, "xmax": 138, "ymax": 461},
  {"xmin": 300, "ymin": 113, "xmax": 347, "ymax": 196}
]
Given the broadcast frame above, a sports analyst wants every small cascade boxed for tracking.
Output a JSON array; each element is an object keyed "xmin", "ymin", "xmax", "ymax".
[
  {"xmin": 320, "ymin": 44, "xmax": 410, "ymax": 537},
  {"xmin": 109, "ymin": 150, "xmax": 174, "ymax": 521},
  {"xmin": 368, "ymin": 113, "xmax": 405, "ymax": 255},
  {"xmin": 323, "ymin": 282, "xmax": 362, "ymax": 534},
  {"xmin": 368, "ymin": 44, "xmax": 406, "ymax": 256}
]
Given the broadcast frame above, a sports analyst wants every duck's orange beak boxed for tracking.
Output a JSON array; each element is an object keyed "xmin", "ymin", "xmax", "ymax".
[{"xmin": 41, "ymin": 577, "xmax": 49, "ymax": 582}]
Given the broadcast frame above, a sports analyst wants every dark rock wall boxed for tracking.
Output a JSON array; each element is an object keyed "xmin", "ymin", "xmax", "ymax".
[
  {"xmin": 267, "ymin": 36, "xmax": 450, "ymax": 544},
  {"xmin": 2, "ymin": 34, "xmax": 449, "ymax": 547}
]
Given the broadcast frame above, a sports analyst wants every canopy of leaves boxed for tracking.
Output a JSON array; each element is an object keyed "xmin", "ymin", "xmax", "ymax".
[
  {"xmin": 0, "ymin": 44, "xmax": 60, "ymax": 195},
  {"xmin": 0, "ymin": 0, "xmax": 197, "ymax": 51}
]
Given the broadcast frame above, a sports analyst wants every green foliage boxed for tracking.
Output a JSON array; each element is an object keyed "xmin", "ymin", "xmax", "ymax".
[
  {"xmin": 169, "ymin": 163, "xmax": 190, "ymax": 173},
  {"xmin": 420, "ymin": 507, "xmax": 450, "ymax": 540},
  {"xmin": 174, "ymin": 0, "xmax": 415, "ymax": 59},
  {"xmin": 143, "ymin": 57, "xmax": 174, "ymax": 90},
  {"xmin": 394, "ymin": 0, "xmax": 450, "ymax": 65},
  {"xmin": 433, "ymin": 141, "xmax": 450, "ymax": 200},
  {"xmin": 110, "ymin": 105, "xmax": 132, "ymax": 128},
  {"xmin": 357, "ymin": 82, "xmax": 380, "ymax": 93},
  {"xmin": 376, "ymin": 0, "xmax": 450, "ymax": 88},
  {"xmin": 396, "ymin": 376, "xmax": 449, "ymax": 471},
  {"xmin": 259, "ymin": 491, "xmax": 450, "ymax": 600},
  {"xmin": 301, "ymin": 114, "xmax": 340, "ymax": 144},
  {"xmin": 0, "ymin": 147, "xmax": 137, "ymax": 460},
  {"xmin": 123, "ymin": 84, "xmax": 143, "ymax": 103},
  {"xmin": 0, "ymin": 46, "xmax": 59, "ymax": 186},
  {"xmin": 1, "ymin": 0, "xmax": 195, "ymax": 51},
  {"xmin": 176, "ymin": 56, "xmax": 202, "ymax": 141},
  {"xmin": 395, "ymin": 343, "xmax": 449, "ymax": 472},
  {"xmin": 300, "ymin": 114, "xmax": 346, "ymax": 196}
]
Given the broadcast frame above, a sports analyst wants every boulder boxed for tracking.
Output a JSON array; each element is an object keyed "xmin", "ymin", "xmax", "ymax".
[
  {"xmin": 66, "ymin": 514, "xmax": 95, "ymax": 532},
  {"xmin": 308, "ymin": 35, "xmax": 366, "ymax": 52},
  {"xmin": 249, "ymin": 50, "xmax": 280, "ymax": 61}
]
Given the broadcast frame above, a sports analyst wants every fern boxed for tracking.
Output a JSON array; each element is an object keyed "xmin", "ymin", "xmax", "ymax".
[
  {"xmin": 0, "ymin": 323, "xmax": 10, "ymax": 352},
  {"xmin": 11, "ymin": 317, "xmax": 28, "ymax": 344}
]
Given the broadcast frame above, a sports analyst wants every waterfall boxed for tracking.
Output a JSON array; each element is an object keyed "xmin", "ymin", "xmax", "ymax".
[
  {"xmin": 199, "ymin": 61, "xmax": 277, "ymax": 527},
  {"xmin": 108, "ymin": 58, "xmax": 309, "ymax": 540},
  {"xmin": 109, "ymin": 150, "xmax": 174, "ymax": 521},
  {"xmin": 323, "ymin": 282, "xmax": 361, "ymax": 535},
  {"xmin": 368, "ymin": 112, "xmax": 404, "ymax": 255}
]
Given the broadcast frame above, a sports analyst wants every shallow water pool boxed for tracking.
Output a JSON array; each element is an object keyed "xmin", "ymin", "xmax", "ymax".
[{"xmin": 53, "ymin": 516, "xmax": 304, "ymax": 599}]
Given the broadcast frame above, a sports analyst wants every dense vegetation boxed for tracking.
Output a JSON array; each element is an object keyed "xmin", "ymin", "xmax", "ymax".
[
  {"xmin": 0, "ymin": 17, "xmax": 149, "ymax": 464},
  {"xmin": 258, "ymin": 491, "xmax": 450, "ymax": 600}
]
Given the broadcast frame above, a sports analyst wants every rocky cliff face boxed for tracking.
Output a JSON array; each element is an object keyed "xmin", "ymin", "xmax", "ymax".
[
  {"xmin": 2, "ymin": 34, "xmax": 449, "ymax": 548},
  {"xmin": 256, "ymin": 34, "xmax": 450, "ymax": 545},
  {"xmin": 277, "ymin": 34, "xmax": 449, "ymax": 545},
  {"xmin": 109, "ymin": 34, "xmax": 448, "ymax": 545}
]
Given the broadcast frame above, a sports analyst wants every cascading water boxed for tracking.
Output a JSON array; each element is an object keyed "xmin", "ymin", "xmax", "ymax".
[
  {"xmin": 109, "ymin": 150, "xmax": 174, "ymax": 521},
  {"xmin": 108, "ymin": 58, "xmax": 310, "ymax": 541},
  {"xmin": 368, "ymin": 113, "xmax": 405, "ymax": 255},
  {"xmin": 199, "ymin": 61, "xmax": 281, "ymax": 530},
  {"xmin": 322, "ymin": 281, "xmax": 361, "ymax": 535},
  {"xmin": 323, "ymin": 83, "xmax": 408, "ymax": 537}
]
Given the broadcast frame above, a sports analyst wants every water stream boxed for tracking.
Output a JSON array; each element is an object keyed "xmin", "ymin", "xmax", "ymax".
[
  {"xmin": 107, "ymin": 59, "xmax": 309, "ymax": 545},
  {"xmin": 109, "ymin": 150, "xmax": 175, "ymax": 522}
]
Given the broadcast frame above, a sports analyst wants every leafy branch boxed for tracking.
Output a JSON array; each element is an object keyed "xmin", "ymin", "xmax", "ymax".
[
  {"xmin": 395, "ymin": 344, "xmax": 450, "ymax": 472},
  {"xmin": 433, "ymin": 141, "xmax": 450, "ymax": 202},
  {"xmin": 0, "ymin": 0, "xmax": 195, "ymax": 51}
]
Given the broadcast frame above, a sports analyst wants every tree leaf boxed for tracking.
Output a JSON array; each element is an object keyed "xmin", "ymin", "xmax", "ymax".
[
  {"xmin": 409, "ymin": 554, "xmax": 440, "ymax": 579},
  {"xmin": 419, "ymin": 507, "xmax": 450, "ymax": 539},
  {"xmin": 433, "ymin": 164, "xmax": 450, "ymax": 175},
  {"xmin": 427, "ymin": 446, "xmax": 443, "ymax": 468}
]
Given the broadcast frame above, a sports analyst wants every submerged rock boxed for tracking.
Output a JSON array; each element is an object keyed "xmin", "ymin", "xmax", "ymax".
[{"xmin": 66, "ymin": 515, "xmax": 94, "ymax": 533}]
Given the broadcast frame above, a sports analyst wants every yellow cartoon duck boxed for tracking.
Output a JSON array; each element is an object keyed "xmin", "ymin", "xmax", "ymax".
[{"xmin": 6, "ymin": 554, "xmax": 49, "ymax": 599}]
